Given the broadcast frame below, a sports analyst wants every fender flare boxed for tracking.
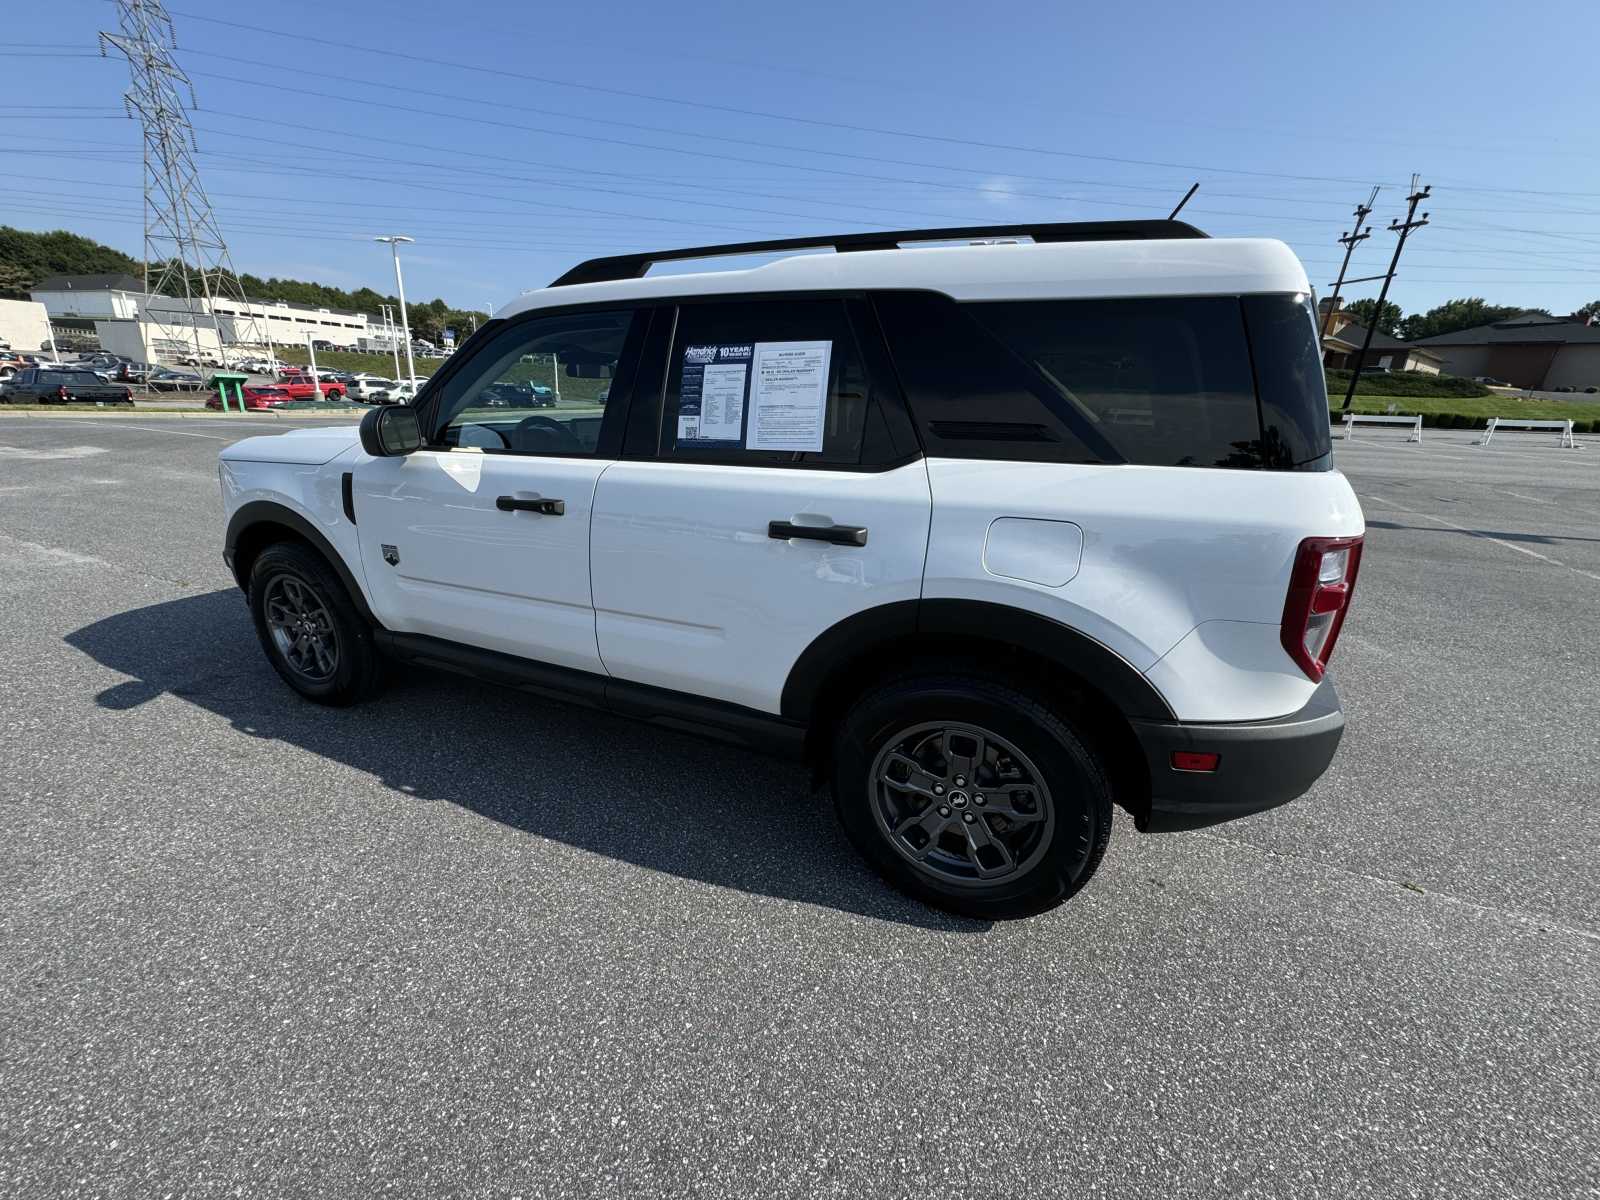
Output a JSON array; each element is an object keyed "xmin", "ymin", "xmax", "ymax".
[
  {"xmin": 780, "ymin": 598, "xmax": 1175, "ymax": 723},
  {"xmin": 224, "ymin": 499, "xmax": 379, "ymax": 626}
]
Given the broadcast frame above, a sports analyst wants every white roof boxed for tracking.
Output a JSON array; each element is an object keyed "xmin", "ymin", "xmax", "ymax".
[{"xmin": 496, "ymin": 237, "xmax": 1309, "ymax": 320}]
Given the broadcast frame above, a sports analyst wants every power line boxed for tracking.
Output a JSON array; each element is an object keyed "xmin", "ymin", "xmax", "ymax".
[{"xmin": 166, "ymin": 10, "xmax": 1411, "ymax": 191}]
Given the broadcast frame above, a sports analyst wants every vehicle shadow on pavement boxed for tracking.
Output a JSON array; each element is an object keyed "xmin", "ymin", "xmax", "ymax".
[{"xmin": 65, "ymin": 589, "xmax": 985, "ymax": 931}]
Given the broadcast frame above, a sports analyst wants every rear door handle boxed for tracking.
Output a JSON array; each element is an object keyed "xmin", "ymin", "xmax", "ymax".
[
  {"xmin": 768, "ymin": 520, "xmax": 868, "ymax": 547},
  {"xmin": 496, "ymin": 495, "xmax": 565, "ymax": 516}
]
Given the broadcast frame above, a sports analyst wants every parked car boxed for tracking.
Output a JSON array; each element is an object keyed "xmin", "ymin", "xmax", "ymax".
[
  {"xmin": 369, "ymin": 380, "xmax": 424, "ymax": 404},
  {"xmin": 346, "ymin": 376, "xmax": 397, "ymax": 402},
  {"xmin": 1473, "ymin": 376, "xmax": 1511, "ymax": 387},
  {"xmin": 273, "ymin": 370, "xmax": 347, "ymax": 400},
  {"xmin": 217, "ymin": 220, "xmax": 1362, "ymax": 918},
  {"xmin": 474, "ymin": 381, "xmax": 555, "ymax": 408},
  {"xmin": 116, "ymin": 361, "xmax": 155, "ymax": 384},
  {"xmin": 0, "ymin": 352, "xmax": 26, "ymax": 380},
  {"xmin": 2, "ymin": 366, "xmax": 133, "ymax": 405},
  {"xmin": 205, "ymin": 385, "xmax": 295, "ymax": 411},
  {"xmin": 148, "ymin": 368, "xmax": 205, "ymax": 392}
]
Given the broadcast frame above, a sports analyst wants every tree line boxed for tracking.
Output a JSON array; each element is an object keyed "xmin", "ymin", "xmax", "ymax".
[
  {"xmin": 1340, "ymin": 295, "xmax": 1600, "ymax": 341},
  {"xmin": 0, "ymin": 225, "xmax": 486, "ymax": 346}
]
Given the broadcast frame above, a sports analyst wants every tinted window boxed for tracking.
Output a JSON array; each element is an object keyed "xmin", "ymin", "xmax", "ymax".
[
  {"xmin": 42, "ymin": 371, "xmax": 102, "ymax": 385},
  {"xmin": 877, "ymin": 291, "xmax": 1331, "ymax": 471},
  {"xmin": 968, "ymin": 297, "xmax": 1262, "ymax": 468},
  {"xmin": 660, "ymin": 298, "xmax": 890, "ymax": 467},
  {"xmin": 432, "ymin": 309, "xmax": 638, "ymax": 457},
  {"xmin": 1242, "ymin": 294, "xmax": 1333, "ymax": 468},
  {"xmin": 872, "ymin": 292, "xmax": 1111, "ymax": 464}
]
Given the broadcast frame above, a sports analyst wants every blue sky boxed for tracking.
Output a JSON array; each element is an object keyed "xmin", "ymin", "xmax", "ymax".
[{"xmin": 7, "ymin": 0, "xmax": 1599, "ymax": 319}]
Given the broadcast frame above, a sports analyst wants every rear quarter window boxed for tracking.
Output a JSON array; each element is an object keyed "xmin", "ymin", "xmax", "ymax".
[
  {"xmin": 966, "ymin": 296, "xmax": 1260, "ymax": 468},
  {"xmin": 874, "ymin": 291, "xmax": 1332, "ymax": 471}
]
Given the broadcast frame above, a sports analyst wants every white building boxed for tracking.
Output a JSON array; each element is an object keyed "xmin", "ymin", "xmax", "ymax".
[
  {"xmin": 0, "ymin": 298, "xmax": 54, "ymax": 352},
  {"xmin": 30, "ymin": 274, "xmax": 374, "ymax": 352}
]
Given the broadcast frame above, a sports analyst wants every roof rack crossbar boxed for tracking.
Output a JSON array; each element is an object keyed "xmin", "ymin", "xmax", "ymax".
[{"xmin": 548, "ymin": 220, "xmax": 1206, "ymax": 288}]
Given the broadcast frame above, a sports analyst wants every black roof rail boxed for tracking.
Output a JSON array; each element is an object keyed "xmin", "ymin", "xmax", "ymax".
[{"xmin": 548, "ymin": 219, "xmax": 1207, "ymax": 288}]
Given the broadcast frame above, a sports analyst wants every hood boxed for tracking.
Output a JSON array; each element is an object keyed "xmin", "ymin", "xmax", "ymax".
[{"xmin": 218, "ymin": 425, "xmax": 362, "ymax": 466}]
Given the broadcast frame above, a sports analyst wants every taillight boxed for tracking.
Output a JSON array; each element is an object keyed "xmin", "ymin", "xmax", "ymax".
[
  {"xmin": 1280, "ymin": 535, "xmax": 1363, "ymax": 680},
  {"xmin": 123, "ymin": 387, "xmax": 133, "ymax": 401},
  {"xmin": 58, "ymin": 385, "xmax": 69, "ymax": 400}
]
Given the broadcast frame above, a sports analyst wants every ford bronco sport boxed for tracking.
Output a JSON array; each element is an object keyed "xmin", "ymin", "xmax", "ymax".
[{"xmin": 219, "ymin": 221, "xmax": 1362, "ymax": 917}]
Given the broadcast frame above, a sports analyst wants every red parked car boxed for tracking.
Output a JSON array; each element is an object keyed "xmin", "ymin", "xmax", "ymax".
[
  {"xmin": 275, "ymin": 369, "xmax": 346, "ymax": 400},
  {"xmin": 205, "ymin": 385, "xmax": 295, "ymax": 411}
]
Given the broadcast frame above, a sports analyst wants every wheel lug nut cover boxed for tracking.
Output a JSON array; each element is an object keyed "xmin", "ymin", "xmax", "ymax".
[
  {"xmin": 938, "ymin": 806, "xmax": 950, "ymax": 817},
  {"xmin": 974, "ymin": 795, "xmax": 986, "ymax": 805},
  {"xmin": 962, "ymin": 812, "xmax": 976, "ymax": 823},
  {"xmin": 933, "ymin": 784, "xmax": 944, "ymax": 794}
]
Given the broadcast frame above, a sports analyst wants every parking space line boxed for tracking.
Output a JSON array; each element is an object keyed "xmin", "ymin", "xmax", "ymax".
[
  {"xmin": 1363, "ymin": 491, "xmax": 1600, "ymax": 582},
  {"xmin": 56, "ymin": 420, "xmax": 232, "ymax": 440}
]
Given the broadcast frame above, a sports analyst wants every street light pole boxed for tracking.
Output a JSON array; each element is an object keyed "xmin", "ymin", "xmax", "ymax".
[{"xmin": 375, "ymin": 235, "xmax": 416, "ymax": 386}]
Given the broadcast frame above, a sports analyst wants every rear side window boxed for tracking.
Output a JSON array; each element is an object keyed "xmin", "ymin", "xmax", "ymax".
[
  {"xmin": 875, "ymin": 291, "xmax": 1332, "ymax": 470},
  {"xmin": 658, "ymin": 297, "xmax": 896, "ymax": 468}
]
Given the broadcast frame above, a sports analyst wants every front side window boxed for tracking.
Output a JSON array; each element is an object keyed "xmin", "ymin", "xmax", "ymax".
[
  {"xmin": 432, "ymin": 309, "xmax": 638, "ymax": 456},
  {"xmin": 659, "ymin": 297, "xmax": 890, "ymax": 467}
]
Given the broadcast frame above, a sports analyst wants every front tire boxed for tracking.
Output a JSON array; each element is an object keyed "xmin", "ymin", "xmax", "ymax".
[
  {"xmin": 248, "ymin": 542, "xmax": 381, "ymax": 706},
  {"xmin": 832, "ymin": 674, "xmax": 1113, "ymax": 919}
]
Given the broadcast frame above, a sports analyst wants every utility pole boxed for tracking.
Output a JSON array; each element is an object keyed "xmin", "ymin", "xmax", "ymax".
[
  {"xmin": 1320, "ymin": 188, "xmax": 1378, "ymax": 340},
  {"xmin": 1343, "ymin": 176, "xmax": 1430, "ymax": 412}
]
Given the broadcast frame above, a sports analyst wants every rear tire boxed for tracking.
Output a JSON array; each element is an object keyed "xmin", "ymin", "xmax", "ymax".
[
  {"xmin": 831, "ymin": 674, "xmax": 1113, "ymax": 919},
  {"xmin": 248, "ymin": 541, "xmax": 382, "ymax": 706}
]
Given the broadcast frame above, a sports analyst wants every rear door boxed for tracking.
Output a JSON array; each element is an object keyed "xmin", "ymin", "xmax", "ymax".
[
  {"xmin": 352, "ymin": 306, "xmax": 646, "ymax": 674},
  {"xmin": 590, "ymin": 295, "xmax": 930, "ymax": 714}
]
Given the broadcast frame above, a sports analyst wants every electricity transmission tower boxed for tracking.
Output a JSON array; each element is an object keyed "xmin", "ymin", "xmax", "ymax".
[{"xmin": 99, "ymin": 0, "xmax": 263, "ymax": 360}]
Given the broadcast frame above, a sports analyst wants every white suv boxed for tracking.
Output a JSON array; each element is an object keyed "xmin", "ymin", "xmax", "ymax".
[{"xmin": 218, "ymin": 221, "xmax": 1363, "ymax": 917}]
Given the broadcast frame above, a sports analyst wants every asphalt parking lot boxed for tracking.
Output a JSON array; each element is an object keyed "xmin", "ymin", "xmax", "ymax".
[{"xmin": 2, "ymin": 417, "xmax": 1596, "ymax": 1199}]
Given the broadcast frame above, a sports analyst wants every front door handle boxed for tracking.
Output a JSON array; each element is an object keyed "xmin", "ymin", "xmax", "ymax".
[
  {"xmin": 496, "ymin": 495, "xmax": 565, "ymax": 516},
  {"xmin": 768, "ymin": 520, "xmax": 868, "ymax": 547}
]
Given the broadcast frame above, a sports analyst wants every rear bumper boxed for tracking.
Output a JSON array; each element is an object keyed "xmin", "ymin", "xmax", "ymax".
[{"xmin": 1128, "ymin": 679, "xmax": 1345, "ymax": 832}]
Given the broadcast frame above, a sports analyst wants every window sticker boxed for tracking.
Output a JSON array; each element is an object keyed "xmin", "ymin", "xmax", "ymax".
[
  {"xmin": 747, "ymin": 340, "xmax": 831, "ymax": 452},
  {"xmin": 676, "ymin": 343, "xmax": 751, "ymax": 446}
]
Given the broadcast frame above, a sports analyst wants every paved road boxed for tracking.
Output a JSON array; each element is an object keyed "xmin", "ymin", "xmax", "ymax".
[{"xmin": 1, "ymin": 419, "xmax": 1596, "ymax": 1199}]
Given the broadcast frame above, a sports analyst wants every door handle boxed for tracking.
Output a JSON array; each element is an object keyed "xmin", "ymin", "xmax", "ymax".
[
  {"xmin": 496, "ymin": 495, "xmax": 565, "ymax": 516},
  {"xmin": 768, "ymin": 520, "xmax": 868, "ymax": 547}
]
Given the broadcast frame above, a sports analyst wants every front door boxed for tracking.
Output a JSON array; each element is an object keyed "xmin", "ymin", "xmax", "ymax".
[{"xmin": 354, "ymin": 306, "xmax": 644, "ymax": 675}]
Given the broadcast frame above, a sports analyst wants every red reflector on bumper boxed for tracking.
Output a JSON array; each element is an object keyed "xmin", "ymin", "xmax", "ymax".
[{"xmin": 1171, "ymin": 751, "xmax": 1220, "ymax": 773}]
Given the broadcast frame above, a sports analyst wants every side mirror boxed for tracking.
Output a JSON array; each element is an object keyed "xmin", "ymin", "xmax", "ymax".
[{"xmin": 360, "ymin": 405, "xmax": 422, "ymax": 457}]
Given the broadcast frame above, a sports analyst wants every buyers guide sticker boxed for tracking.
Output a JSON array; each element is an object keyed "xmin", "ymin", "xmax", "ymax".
[
  {"xmin": 675, "ymin": 339, "xmax": 833, "ymax": 452},
  {"xmin": 748, "ymin": 340, "xmax": 831, "ymax": 452}
]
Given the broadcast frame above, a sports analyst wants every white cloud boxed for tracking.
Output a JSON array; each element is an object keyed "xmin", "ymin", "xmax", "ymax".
[{"xmin": 978, "ymin": 176, "xmax": 1023, "ymax": 205}]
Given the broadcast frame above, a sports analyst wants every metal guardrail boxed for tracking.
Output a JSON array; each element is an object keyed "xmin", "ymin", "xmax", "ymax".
[
  {"xmin": 1476, "ymin": 418, "xmax": 1577, "ymax": 449},
  {"xmin": 1341, "ymin": 412, "xmax": 1422, "ymax": 442}
]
